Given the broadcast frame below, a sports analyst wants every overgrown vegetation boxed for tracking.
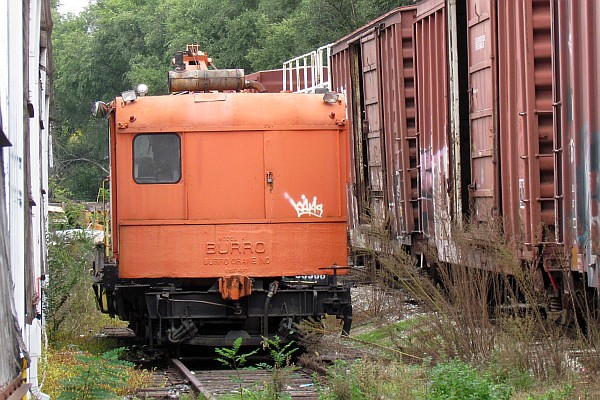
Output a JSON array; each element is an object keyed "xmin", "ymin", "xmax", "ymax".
[
  {"xmin": 42, "ymin": 201, "xmax": 148, "ymax": 398},
  {"xmin": 307, "ymin": 211, "xmax": 600, "ymax": 399},
  {"xmin": 215, "ymin": 336, "xmax": 299, "ymax": 399},
  {"xmin": 55, "ymin": 347, "xmax": 134, "ymax": 399}
]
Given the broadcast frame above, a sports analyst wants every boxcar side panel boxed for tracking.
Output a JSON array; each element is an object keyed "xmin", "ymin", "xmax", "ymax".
[
  {"xmin": 556, "ymin": 0, "xmax": 600, "ymax": 286},
  {"xmin": 360, "ymin": 31, "xmax": 386, "ymax": 223},
  {"xmin": 467, "ymin": 0, "xmax": 499, "ymax": 221},
  {"xmin": 331, "ymin": 6, "xmax": 417, "ymax": 245},
  {"xmin": 379, "ymin": 8, "xmax": 418, "ymax": 240},
  {"xmin": 498, "ymin": 0, "xmax": 556, "ymax": 258},
  {"xmin": 415, "ymin": 0, "xmax": 452, "ymax": 258},
  {"xmin": 331, "ymin": 46, "xmax": 360, "ymax": 230}
]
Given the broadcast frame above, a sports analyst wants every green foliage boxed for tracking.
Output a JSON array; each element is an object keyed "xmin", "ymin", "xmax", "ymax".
[
  {"xmin": 258, "ymin": 336, "xmax": 298, "ymax": 399},
  {"xmin": 215, "ymin": 337, "xmax": 261, "ymax": 371},
  {"xmin": 322, "ymin": 359, "xmax": 363, "ymax": 399},
  {"xmin": 63, "ymin": 202, "xmax": 86, "ymax": 228},
  {"xmin": 52, "ymin": 0, "xmax": 412, "ymax": 200},
  {"xmin": 321, "ymin": 359, "xmax": 425, "ymax": 400},
  {"xmin": 526, "ymin": 385, "xmax": 574, "ymax": 400},
  {"xmin": 57, "ymin": 347, "xmax": 134, "ymax": 399},
  {"xmin": 44, "ymin": 212, "xmax": 122, "ymax": 345},
  {"xmin": 260, "ymin": 336, "xmax": 298, "ymax": 370},
  {"xmin": 320, "ymin": 359, "xmax": 425, "ymax": 400},
  {"xmin": 216, "ymin": 338, "xmax": 261, "ymax": 399},
  {"xmin": 427, "ymin": 359, "xmax": 513, "ymax": 400},
  {"xmin": 45, "ymin": 230, "xmax": 95, "ymax": 341},
  {"xmin": 216, "ymin": 336, "xmax": 300, "ymax": 399}
]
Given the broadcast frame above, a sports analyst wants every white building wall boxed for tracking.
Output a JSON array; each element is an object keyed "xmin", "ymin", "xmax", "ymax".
[
  {"xmin": 0, "ymin": 0, "xmax": 51, "ymax": 396},
  {"xmin": 27, "ymin": 0, "xmax": 51, "ymax": 393}
]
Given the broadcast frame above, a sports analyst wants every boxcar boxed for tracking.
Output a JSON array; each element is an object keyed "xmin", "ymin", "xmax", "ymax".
[{"xmin": 330, "ymin": 0, "xmax": 600, "ymax": 313}]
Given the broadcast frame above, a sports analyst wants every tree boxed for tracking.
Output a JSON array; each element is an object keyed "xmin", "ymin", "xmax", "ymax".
[{"xmin": 50, "ymin": 0, "xmax": 412, "ymax": 200}]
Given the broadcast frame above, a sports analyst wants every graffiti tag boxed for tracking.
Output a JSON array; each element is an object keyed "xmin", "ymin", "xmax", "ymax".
[{"xmin": 284, "ymin": 193, "xmax": 323, "ymax": 218}]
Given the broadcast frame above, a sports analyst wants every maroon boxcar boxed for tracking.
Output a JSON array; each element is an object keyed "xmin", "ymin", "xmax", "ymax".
[
  {"xmin": 554, "ymin": 0, "xmax": 600, "ymax": 291},
  {"xmin": 331, "ymin": 6, "xmax": 418, "ymax": 255},
  {"xmin": 331, "ymin": 0, "xmax": 600, "ymax": 312}
]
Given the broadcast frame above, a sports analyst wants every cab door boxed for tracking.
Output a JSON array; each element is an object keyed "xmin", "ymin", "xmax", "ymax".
[
  {"xmin": 264, "ymin": 130, "xmax": 343, "ymax": 220},
  {"xmin": 186, "ymin": 131, "xmax": 266, "ymax": 220}
]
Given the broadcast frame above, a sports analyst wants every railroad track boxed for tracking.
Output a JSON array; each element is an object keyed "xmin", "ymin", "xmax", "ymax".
[
  {"xmin": 135, "ymin": 358, "xmax": 321, "ymax": 399},
  {"xmin": 135, "ymin": 363, "xmax": 193, "ymax": 398}
]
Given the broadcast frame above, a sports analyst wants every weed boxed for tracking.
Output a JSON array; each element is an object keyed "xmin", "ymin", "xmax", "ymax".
[
  {"xmin": 45, "ymin": 216, "xmax": 128, "ymax": 348},
  {"xmin": 215, "ymin": 337, "xmax": 261, "ymax": 399},
  {"xmin": 523, "ymin": 384, "xmax": 574, "ymax": 400},
  {"xmin": 55, "ymin": 347, "xmax": 139, "ymax": 399},
  {"xmin": 258, "ymin": 336, "xmax": 299, "ymax": 398},
  {"xmin": 427, "ymin": 359, "xmax": 512, "ymax": 400},
  {"xmin": 322, "ymin": 359, "xmax": 425, "ymax": 399},
  {"xmin": 216, "ymin": 336, "xmax": 300, "ymax": 399}
]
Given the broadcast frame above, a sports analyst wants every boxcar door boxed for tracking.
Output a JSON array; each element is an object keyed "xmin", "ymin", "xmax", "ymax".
[
  {"xmin": 360, "ymin": 31, "xmax": 387, "ymax": 224},
  {"xmin": 467, "ymin": 0, "xmax": 500, "ymax": 221}
]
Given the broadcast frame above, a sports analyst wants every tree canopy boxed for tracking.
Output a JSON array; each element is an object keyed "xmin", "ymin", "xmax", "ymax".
[{"xmin": 51, "ymin": 0, "xmax": 413, "ymax": 200}]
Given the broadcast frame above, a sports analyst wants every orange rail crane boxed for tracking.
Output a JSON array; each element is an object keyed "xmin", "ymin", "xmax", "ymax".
[{"xmin": 91, "ymin": 45, "xmax": 352, "ymax": 347}]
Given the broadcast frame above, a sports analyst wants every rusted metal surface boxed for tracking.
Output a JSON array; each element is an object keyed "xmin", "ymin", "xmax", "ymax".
[
  {"xmin": 330, "ymin": 6, "xmax": 417, "ymax": 244},
  {"xmin": 246, "ymin": 68, "xmax": 329, "ymax": 94},
  {"xmin": 246, "ymin": 69, "xmax": 284, "ymax": 93},
  {"xmin": 168, "ymin": 69, "xmax": 246, "ymax": 92},
  {"xmin": 414, "ymin": 0, "xmax": 451, "ymax": 244},
  {"xmin": 555, "ymin": 0, "xmax": 600, "ymax": 286},
  {"xmin": 0, "ymin": 376, "xmax": 30, "ymax": 400},
  {"xmin": 171, "ymin": 359, "xmax": 214, "ymax": 399},
  {"xmin": 498, "ymin": 0, "xmax": 556, "ymax": 258},
  {"xmin": 379, "ymin": 8, "xmax": 418, "ymax": 240},
  {"xmin": 466, "ymin": 0, "xmax": 499, "ymax": 221}
]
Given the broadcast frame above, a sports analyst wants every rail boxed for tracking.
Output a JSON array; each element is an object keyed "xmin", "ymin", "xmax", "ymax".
[{"xmin": 282, "ymin": 44, "xmax": 332, "ymax": 93}]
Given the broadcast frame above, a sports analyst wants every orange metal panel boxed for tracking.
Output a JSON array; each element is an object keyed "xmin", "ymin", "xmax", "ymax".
[
  {"xmin": 112, "ymin": 93, "xmax": 344, "ymax": 133},
  {"xmin": 110, "ymin": 91, "xmax": 349, "ymax": 278},
  {"xmin": 109, "ymin": 113, "xmax": 120, "ymax": 258},
  {"xmin": 186, "ymin": 131, "xmax": 265, "ymax": 220},
  {"xmin": 115, "ymin": 132, "xmax": 187, "ymax": 221},
  {"xmin": 264, "ymin": 130, "xmax": 343, "ymax": 220},
  {"xmin": 118, "ymin": 222, "xmax": 346, "ymax": 278}
]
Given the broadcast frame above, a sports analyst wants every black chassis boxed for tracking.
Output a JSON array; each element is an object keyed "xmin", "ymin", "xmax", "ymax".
[{"xmin": 93, "ymin": 261, "xmax": 352, "ymax": 347}]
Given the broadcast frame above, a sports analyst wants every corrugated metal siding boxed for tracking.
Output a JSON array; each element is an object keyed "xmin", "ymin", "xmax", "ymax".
[
  {"xmin": 379, "ymin": 9, "xmax": 418, "ymax": 239},
  {"xmin": 331, "ymin": 6, "xmax": 417, "ymax": 244},
  {"xmin": 415, "ymin": 0, "xmax": 450, "ymax": 242},
  {"xmin": 497, "ymin": 0, "xmax": 556, "ymax": 258},
  {"xmin": 555, "ymin": 0, "xmax": 600, "ymax": 286},
  {"xmin": 467, "ymin": 0, "xmax": 499, "ymax": 220}
]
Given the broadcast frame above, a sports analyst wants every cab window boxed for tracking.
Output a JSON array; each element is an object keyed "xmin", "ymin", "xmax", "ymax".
[{"xmin": 133, "ymin": 134, "xmax": 181, "ymax": 184}]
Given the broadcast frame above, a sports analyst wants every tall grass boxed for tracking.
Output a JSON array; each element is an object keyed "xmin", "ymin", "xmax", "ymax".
[{"xmin": 318, "ymin": 205, "xmax": 600, "ymax": 398}]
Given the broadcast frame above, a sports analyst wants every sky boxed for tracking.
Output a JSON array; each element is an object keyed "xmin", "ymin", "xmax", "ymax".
[{"xmin": 57, "ymin": 0, "xmax": 88, "ymax": 15}]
